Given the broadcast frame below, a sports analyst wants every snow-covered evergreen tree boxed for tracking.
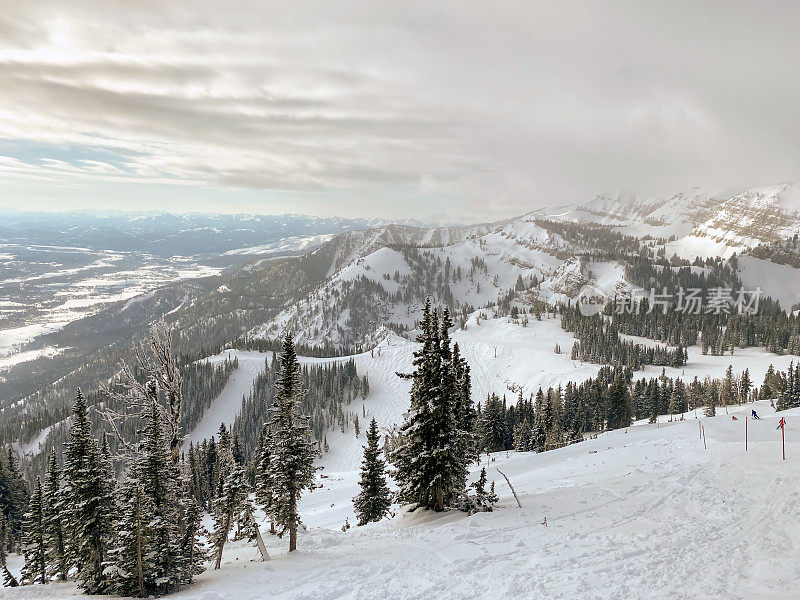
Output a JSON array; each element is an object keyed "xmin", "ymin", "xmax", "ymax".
[
  {"xmin": 452, "ymin": 342, "xmax": 478, "ymax": 494},
  {"xmin": 392, "ymin": 301, "xmax": 476, "ymax": 511},
  {"xmin": 180, "ymin": 497, "xmax": 208, "ymax": 580},
  {"xmin": 134, "ymin": 393, "xmax": 185, "ymax": 594},
  {"xmin": 20, "ymin": 478, "xmax": 47, "ymax": 586},
  {"xmin": 255, "ymin": 424, "xmax": 277, "ymax": 534},
  {"xmin": 106, "ymin": 387, "xmax": 195, "ymax": 597},
  {"xmin": 471, "ymin": 468, "xmax": 498, "ymax": 512},
  {"xmin": 63, "ymin": 389, "xmax": 115, "ymax": 594},
  {"xmin": 109, "ymin": 479, "xmax": 155, "ymax": 598},
  {"xmin": 605, "ymin": 375, "xmax": 633, "ymax": 430},
  {"xmin": 0, "ymin": 449, "xmax": 29, "ymax": 554},
  {"xmin": 43, "ymin": 449, "xmax": 69, "ymax": 582},
  {"xmin": 353, "ymin": 418, "xmax": 392, "ymax": 526},
  {"xmin": 1, "ymin": 512, "xmax": 18, "ymax": 587},
  {"xmin": 267, "ymin": 334, "xmax": 317, "ymax": 552},
  {"xmin": 210, "ymin": 430, "xmax": 254, "ymax": 569}
]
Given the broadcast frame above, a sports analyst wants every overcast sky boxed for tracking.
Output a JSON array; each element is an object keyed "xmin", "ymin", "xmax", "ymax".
[{"xmin": 0, "ymin": 0, "xmax": 798, "ymax": 221}]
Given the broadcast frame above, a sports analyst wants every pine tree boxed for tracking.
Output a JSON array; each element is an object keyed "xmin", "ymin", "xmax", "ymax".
[
  {"xmin": 109, "ymin": 389, "xmax": 194, "ymax": 596},
  {"xmin": 1, "ymin": 512, "xmax": 19, "ymax": 587},
  {"xmin": 739, "ymin": 368, "xmax": 752, "ymax": 404},
  {"xmin": 43, "ymin": 449, "xmax": 69, "ymax": 582},
  {"xmin": 704, "ymin": 389, "xmax": 717, "ymax": 417},
  {"xmin": 392, "ymin": 302, "xmax": 474, "ymax": 511},
  {"xmin": 0, "ymin": 449, "xmax": 29, "ymax": 553},
  {"xmin": 20, "ymin": 479, "xmax": 47, "ymax": 586},
  {"xmin": 110, "ymin": 479, "xmax": 154, "ymax": 598},
  {"xmin": 255, "ymin": 424, "xmax": 277, "ymax": 535},
  {"xmin": 136, "ymin": 393, "xmax": 185, "ymax": 594},
  {"xmin": 267, "ymin": 334, "xmax": 317, "ymax": 552},
  {"xmin": 430, "ymin": 309, "xmax": 466, "ymax": 509},
  {"xmin": 210, "ymin": 463, "xmax": 251, "ymax": 568},
  {"xmin": 470, "ymin": 468, "xmax": 498, "ymax": 512},
  {"xmin": 0, "ymin": 510, "xmax": 19, "ymax": 587},
  {"xmin": 63, "ymin": 389, "xmax": 114, "ymax": 594},
  {"xmin": 605, "ymin": 375, "xmax": 633, "ymax": 430},
  {"xmin": 180, "ymin": 497, "xmax": 207, "ymax": 580},
  {"xmin": 353, "ymin": 418, "xmax": 392, "ymax": 526},
  {"xmin": 532, "ymin": 389, "xmax": 547, "ymax": 451},
  {"xmin": 481, "ymin": 394, "xmax": 506, "ymax": 452},
  {"xmin": 452, "ymin": 342, "xmax": 477, "ymax": 491},
  {"xmin": 721, "ymin": 365, "xmax": 735, "ymax": 412}
]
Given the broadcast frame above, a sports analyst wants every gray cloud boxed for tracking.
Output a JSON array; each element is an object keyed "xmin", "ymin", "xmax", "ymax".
[{"xmin": 0, "ymin": 0, "xmax": 798, "ymax": 220}]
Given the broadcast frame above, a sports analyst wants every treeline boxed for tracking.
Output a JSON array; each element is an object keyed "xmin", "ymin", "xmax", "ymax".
[
  {"xmin": 477, "ymin": 366, "xmax": 634, "ymax": 454},
  {"xmin": 234, "ymin": 336, "xmax": 363, "ymax": 358},
  {"xmin": 562, "ymin": 308, "xmax": 687, "ymax": 369},
  {"xmin": 535, "ymin": 219, "xmax": 641, "ymax": 256},
  {"xmin": 477, "ymin": 364, "xmax": 761, "ymax": 456},
  {"xmin": 773, "ymin": 362, "xmax": 800, "ymax": 411},
  {"xmin": 749, "ymin": 235, "xmax": 800, "ymax": 270},
  {"xmin": 620, "ymin": 256, "xmax": 800, "ymax": 355}
]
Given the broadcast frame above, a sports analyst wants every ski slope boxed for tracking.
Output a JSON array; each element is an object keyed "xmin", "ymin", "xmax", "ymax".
[
  {"xmin": 186, "ymin": 314, "xmax": 798, "ymax": 473},
  {"xmin": 6, "ymin": 399, "xmax": 800, "ymax": 600}
]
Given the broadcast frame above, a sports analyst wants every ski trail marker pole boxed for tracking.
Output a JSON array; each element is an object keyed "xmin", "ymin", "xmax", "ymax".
[
  {"xmin": 702, "ymin": 425, "xmax": 706, "ymax": 450},
  {"xmin": 745, "ymin": 416, "xmax": 748, "ymax": 451},
  {"xmin": 780, "ymin": 418, "xmax": 786, "ymax": 461}
]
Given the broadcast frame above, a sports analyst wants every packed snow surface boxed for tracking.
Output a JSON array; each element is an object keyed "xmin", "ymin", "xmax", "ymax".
[{"xmin": 5, "ymin": 399, "xmax": 800, "ymax": 600}]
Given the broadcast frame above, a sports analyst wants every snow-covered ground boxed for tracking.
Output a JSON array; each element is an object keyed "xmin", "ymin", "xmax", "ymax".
[
  {"xmin": 185, "ymin": 351, "xmax": 272, "ymax": 446},
  {"xmin": 6, "ymin": 315, "xmax": 800, "ymax": 599},
  {"xmin": 188, "ymin": 315, "xmax": 798, "ymax": 473},
  {"xmin": 6, "ymin": 399, "xmax": 800, "ymax": 600},
  {"xmin": 738, "ymin": 255, "xmax": 800, "ymax": 311}
]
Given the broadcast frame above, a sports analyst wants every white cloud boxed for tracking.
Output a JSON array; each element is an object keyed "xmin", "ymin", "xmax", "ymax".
[{"xmin": 0, "ymin": 0, "xmax": 798, "ymax": 219}]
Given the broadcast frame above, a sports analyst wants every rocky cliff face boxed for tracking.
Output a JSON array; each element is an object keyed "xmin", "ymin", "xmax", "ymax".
[
  {"xmin": 687, "ymin": 183, "xmax": 800, "ymax": 254},
  {"xmin": 540, "ymin": 183, "xmax": 800, "ymax": 257}
]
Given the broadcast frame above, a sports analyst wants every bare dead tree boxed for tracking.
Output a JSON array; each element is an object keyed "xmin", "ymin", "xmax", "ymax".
[
  {"xmin": 496, "ymin": 468, "xmax": 522, "ymax": 508},
  {"xmin": 100, "ymin": 320, "xmax": 184, "ymax": 465}
]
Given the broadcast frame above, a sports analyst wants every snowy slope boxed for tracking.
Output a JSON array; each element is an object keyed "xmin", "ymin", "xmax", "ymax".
[
  {"xmin": 534, "ymin": 188, "xmax": 719, "ymax": 240},
  {"xmin": 8, "ymin": 399, "xmax": 800, "ymax": 600},
  {"xmin": 539, "ymin": 183, "xmax": 800, "ymax": 259},
  {"xmin": 663, "ymin": 183, "xmax": 800, "ymax": 258},
  {"xmin": 189, "ymin": 315, "xmax": 798, "ymax": 474},
  {"xmin": 247, "ymin": 216, "xmax": 635, "ymax": 349},
  {"xmin": 737, "ymin": 255, "xmax": 800, "ymax": 311},
  {"xmin": 185, "ymin": 351, "xmax": 271, "ymax": 445}
]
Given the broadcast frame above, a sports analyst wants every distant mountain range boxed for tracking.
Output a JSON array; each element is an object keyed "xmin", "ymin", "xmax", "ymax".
[
  {"xmin": 0, "ymin": 211, "xmax": 443, "ymax": 257},
  {"xmin": 3, "ymin": 182, "xmax": 800, "ymax": 408}
]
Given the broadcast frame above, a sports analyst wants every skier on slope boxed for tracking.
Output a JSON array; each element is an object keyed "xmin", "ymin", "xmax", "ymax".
[{"xmin": 751, "ymin": 410, "xmax": 761, "ymax": 420}]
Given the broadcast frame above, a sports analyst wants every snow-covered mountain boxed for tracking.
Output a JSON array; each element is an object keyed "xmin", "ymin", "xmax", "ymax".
[
  {"xmin": 6, "ymin": 182, "xmax": 800, "ymax": 408},
  {"xmin": 246, "ymin": 216, "xmax": 637, "ymax": 349},
  {"xmin": 671, "ymin": 182, "xmax": 800, "ymax": 258},
  {"xmin": 533, "ymin": 188, "xmax": 719, "ymax": 239},
  {"xmin": 0, "ymin": 211, "xmax": 452, "ymax": 258},
  {"xmin": 538, "ymin": 183, "xmax": 800, "ymax": 258}
]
